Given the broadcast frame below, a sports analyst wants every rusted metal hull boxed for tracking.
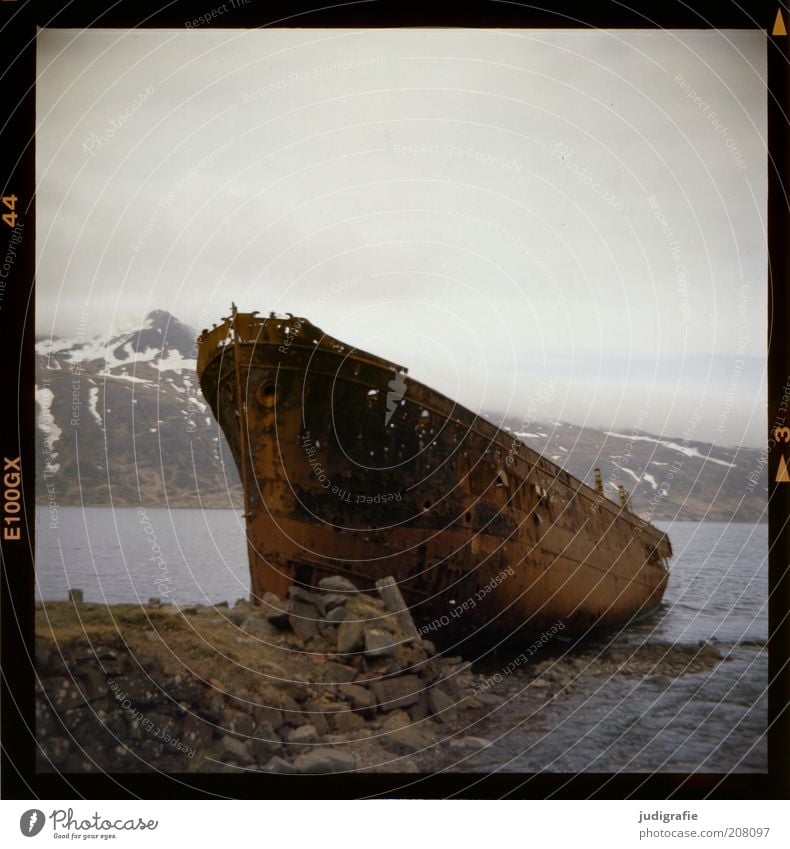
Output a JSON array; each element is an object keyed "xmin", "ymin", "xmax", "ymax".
[{"xmin": 197, "ymin": 311, "xmax": 671, "ymax": 646}]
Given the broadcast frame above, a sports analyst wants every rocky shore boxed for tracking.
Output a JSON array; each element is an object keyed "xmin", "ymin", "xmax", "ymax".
[
  {"xmin": 35, "ymin": 578, "xmax": 733, "ymax": 774},
  {"xmin": 35, "ymin": 577, "xmax": 493, "ymax": 773}
]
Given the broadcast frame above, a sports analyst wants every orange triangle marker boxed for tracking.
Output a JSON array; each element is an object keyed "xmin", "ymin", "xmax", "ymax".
[
  {"xmin": 777, "ymin": 454, "xmax": 790, "ymax": 483},
  {"xmin": 773, "ymin": 9, "xmax": 787, "ymax": 35}
]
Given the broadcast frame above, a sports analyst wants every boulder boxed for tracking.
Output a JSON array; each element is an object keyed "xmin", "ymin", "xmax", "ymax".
[
  {"xmin": 288, "ymin": 586, "xmax": 327, "ymax": 616},
  {"xmin": 330, "ymin": 711, "xmax": 368, "ymax": 733},
  {"xmin": 181, "ymin": 713, "xmax": 214, "ymax": 752},
  {"xmin": 336, "ymin": 683, "xmax": 376, "ymax": 713},
  {"xmin": 261, "ymin": 597, "xmax": 292, "ymax": 628},
  {"xmin": 322, "ymin": 593, "xmax": 349, "ymax": 610},
  {"xmin": 288, "ymin": 601, "xmax": 321, "ymax": 642},
  {"xmin": 336, "ymin": 619, "xmax": 366, "ymax": 654},
  {"xmin": 373, "ymin": 675, "xmax": 422, "ymax": 711},
  {"xmin": 264, "ymin": 755, "xmax": 298, "ymax": 774},
  {"xmin": 242, "ymin": 617, "xmax": 278, "ymax": 638},
  {"xmin": 448, "ymin": 736, "xmax": 491, "ymax": 751},
  {"xmin": 318, "ymin": 576, "xmax": 360, "ymax": 594},
  {"xmin": 292, "ymin": 747, "xmax": 358, "ymax": 773},
  {"xmin": 427, "ymin": 686, "xmax": 458, "ymax": 722},
  {"xmin": 286, "ymin": 724, "xmax": 320, "ymax": 745},
  {"xmin": 320, "ymin": 662, "xmax": 358, "ymax": 684},
  {"xmin": 325, "ymin": 606, "xmax": 348, "ymax": 625},
  {"xmin": 364, "ymin": 628, "xmax": 398, "ymax": 658},
  {"xmin": 48, "ymin": 677, "xmax": 87, "ymax": 714},
  {"xmin": 251, "ymin": 705, "xmax": 284, "ymax": 730},
  {"xmin": 249, "ymin": 721, "xmax": 281, "ymax": 763},
  {"xmin": 218, "ymin": 735, "xmax": 254, "ymax": 766},
  {"xmin": 379, "ymin": 726, "xmax": 434, "ymax": 755},
  {"xmin": 221, "ymin": 708, "xmax": 255, "ymax": 738}
]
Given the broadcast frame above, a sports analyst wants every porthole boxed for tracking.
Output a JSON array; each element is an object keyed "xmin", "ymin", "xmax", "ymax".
[{"xmin": 257, "ymin": 382, "xmax": 276, "ymax": 408}]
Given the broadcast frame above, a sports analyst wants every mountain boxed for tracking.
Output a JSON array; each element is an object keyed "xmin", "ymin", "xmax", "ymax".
[
  {"xmin": 35, "ymin": 311, "xmax": 767, "ymax": 522},
  {"xmin": 35, "ymin": 310, "xmax": 242, "ymax": 509}
]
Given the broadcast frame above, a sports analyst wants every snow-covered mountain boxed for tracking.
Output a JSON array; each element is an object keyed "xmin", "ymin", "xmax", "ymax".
[
  {"xmin": 35, "ymin": 311, "xmax": 767, "ymax": 522},
  {"xmin": 35, "ymin": 310, "xmax": 241, "ymax": 508}
]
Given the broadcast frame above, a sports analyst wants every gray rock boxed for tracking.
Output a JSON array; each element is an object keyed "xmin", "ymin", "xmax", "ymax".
[
  {"xmin": 364, "ymin": 627, "xmax": 399, "ymax": 658},
  {"xmin": 261, "ymin": 596, "xmax": 292, "ymax": 628},
  {"xmin": 322, "ymin": 593, "xmax": 349, "ymax": 610},
  {"xmin": 48, "ymin": 677, "xmax": 86, "ymax": 713},
  {"xmin": 199, "ymin": 691, "xmax": 226, "ymax": 722},
  {"xmin": 379, "ymin": 710, "xmax": 411, "ymax": 732},
  {"xmin": 108, "ymin": 674, "xmax": 163, "ymax": 708},
  {"xmin": 330, "ymin": 711, "xmax": 368, "ymax": 733},
  {"xmin": 264, "ymin": 755, "xmax": 298, "ymax": 774},
  {"xmin": 448, "ymin": 736, "xmax": 491, "ymax": 750},
  {"xmin": 379, "ymin": 726, "xmax": 434, "ymax": 755},
  {"xmin": 242, "ymin": 617, "xmax": 279, "ymax": 638},
  {"xmin": 304, "ymin": 701, "xmax": 330, "ymax": 736},
  {"xmin": 318, "ymin": 575, "xmax": 360, "ymax": 594},
  {"xmin": 337, "ymin": 683, "xmax": 376, "ymax": 713},
  {"xmin": 288, "ymin": 586, "xmax": 327, "ymax": 616},
  {"xmin": 181, "ymin": 713, "xmax": 214, "ymax": 752},
  {"xmin": 218, "ymin": 735, "xmax": 254, "ymax": 766},
  {"xmin": 292, "ymin": 747, "xmax": 358, "ymax": 773},
  {"xmin": 169, "ymin": 675, "xmax": 204, "ymax": 703},
  {"xmin": 221, "ymin": 708, "xmax": 255, "ymax": 737},
  {"xmin": 250, "ymin": 721, "xmax": 281, "ymax": 763},
  {"xmin": 320, "ymin": 661, "xmax": 358, "ymax": 684},
  {"xmin": 427, "ymin": 686, "xmax": 458, "ymax": 722},
  {"xmin": 373, "ymin": 675, "xmax": 422, "ymax": 711},
  {"xmin": 288, "ymin": 601, "xmax": 321, "ymax": 642},
  {"xmin": 325, "ymin": 606, "xmax": 348, "ymax": 625},
  {"xmin": 79, "ymin": 668, "xmax": 108, "ymax": 702},
  {"xmin": 252, "ymin": 705, "xmax": 284, "ymax": 730},
  {"xmin": 336, "ymin": 619, "xmax": 366, "ymax": 654},
  {"xmin": 286, "ymin": 723, "xmax": 320, "ymax": 745}
]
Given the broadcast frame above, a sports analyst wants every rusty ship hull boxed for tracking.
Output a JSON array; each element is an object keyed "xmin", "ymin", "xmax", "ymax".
[{"xmin": 196, "ymin": 309, "xmax": 671, "ymax": 645}]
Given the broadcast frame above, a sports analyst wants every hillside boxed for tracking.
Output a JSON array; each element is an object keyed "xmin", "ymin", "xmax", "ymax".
[{"xmin": 35, "ymin": 311, "xmax": 766, "ymax": 522}]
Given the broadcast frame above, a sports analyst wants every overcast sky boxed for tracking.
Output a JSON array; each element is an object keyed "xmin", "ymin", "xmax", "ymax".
[{"xmin": 36, "ymin": 28, "xmax": 767, "ymax": 446}]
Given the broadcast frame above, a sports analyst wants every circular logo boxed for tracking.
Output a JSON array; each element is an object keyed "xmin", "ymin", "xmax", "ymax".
[{"xmin": 20, "ymin": 810, "xmax": 46, "ymax": 837}]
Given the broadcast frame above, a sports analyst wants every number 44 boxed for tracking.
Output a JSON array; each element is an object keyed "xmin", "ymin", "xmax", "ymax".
[{"xmin": 2, "ymin": 195, "xmax": 17, "ymax": 228}]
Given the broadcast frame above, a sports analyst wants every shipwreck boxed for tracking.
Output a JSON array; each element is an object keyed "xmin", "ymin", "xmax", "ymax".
[{"xmin": 196, "ymin": 305, "xmax": 671, "ymax": 646}]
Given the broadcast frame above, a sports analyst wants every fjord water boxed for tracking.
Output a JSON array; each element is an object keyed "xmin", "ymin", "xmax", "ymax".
[{"xmin": 36, "ymin": 510, "xmax": 767, "ymax": 772}]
